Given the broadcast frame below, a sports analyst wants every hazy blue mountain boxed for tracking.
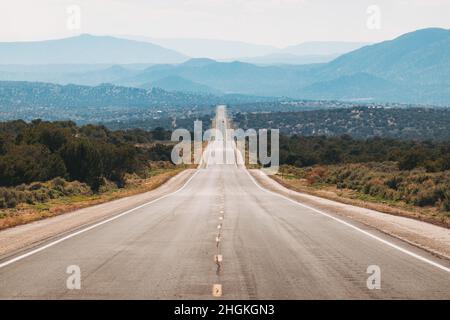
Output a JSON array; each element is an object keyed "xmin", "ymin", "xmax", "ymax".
[
  {"xmin": 142, "ymin": 75, "xmax": 222, "ymax": 95},
  {"xmin": 0, "ymin": 34, "xmax": 188, "ymax": 64},
  {"xmin": 120, "ymin": 35, "xmax": 278, "ymax": 60},
  {"xmin": 307, "ymin": 28, "xmax": 450, "ymax": 104},
  {"xmin": 116, "ymin": 27, "xmax": 450, "ymax": 104},
  {"xmin": 230, "ymin": 41, "xmax": 368, "ymax": 65},
  {"xmin": 178, "ymin": 58, "xmax": 217, "ymax": 67},
  {"xmin": 280, "ymin": 41, "xmax": 370, "ymax": 56},
  {"xmin": 122, "ymin": 36, "xmax": 367, "ymax": 63},
  {"xmin": 318, "ymin": 28, "xmax": 450, "ymax": 84},
  {"xmin": 118, "ymin": 58, "xmax": 308, "ymax": 96},
  {"xmin": 238, "ymin": 53, "xmax": 340, "ymax": 65}
]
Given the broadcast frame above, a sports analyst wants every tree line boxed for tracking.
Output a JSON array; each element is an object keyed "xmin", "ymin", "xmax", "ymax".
[
  {"xmin": 0, "ymin": 120, "xmax": 173, "ymax": 190},
  {"xmin": 278, "ymin": 134, "xmax": 450, "ymax": 172}
]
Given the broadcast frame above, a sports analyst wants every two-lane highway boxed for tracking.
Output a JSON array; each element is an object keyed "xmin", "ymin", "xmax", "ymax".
[{"xmin": 0, "ymin": 106, "xmax": 449, "ymax": 299}]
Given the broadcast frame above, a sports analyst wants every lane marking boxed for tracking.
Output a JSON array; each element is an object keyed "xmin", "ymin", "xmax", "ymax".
[
  {"xmin": 215, "ymin": 254, "xmax": 223, "ymax": 263},
  {"xmin": 212, "ymin": 284, "xmax": 222, "ymax": 297},
  {"xmin": 219, "ymin": 217, "xmax": 223, "ymax": 221},
  {"xmin": 0, "ymin": 170, "xmax": 201, "ymax": 269},
  {"xmin": 217, "ymin": 224, "xmax": 222, "ymax": 229},
  {"xmin": 216, "ymin": 236, "xmax": 220, "ymax": 242},
  {"xmin": 244, "ymin": 169, "xmax": 450, "ymax": 274}
]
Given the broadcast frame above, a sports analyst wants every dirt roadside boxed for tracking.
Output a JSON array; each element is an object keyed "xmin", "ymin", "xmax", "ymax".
[
  {"xmin": 0, "ymin": 169, "xmax": 196, "ymax": 259},
  {"xmin": 250, "ymin": 169, "xmax": 450, "ymax": 260}
]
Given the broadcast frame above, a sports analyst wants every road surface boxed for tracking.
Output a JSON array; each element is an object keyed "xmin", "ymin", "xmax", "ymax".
[{"xmin": 0, "ymin": 106, "xmax": 449, "ymax": 299}]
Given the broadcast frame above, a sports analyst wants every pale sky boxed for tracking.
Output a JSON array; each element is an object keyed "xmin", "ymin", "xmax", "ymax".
[{"xmin": 1, "ymin": 0, "xmax": 449, "ymax": 47}]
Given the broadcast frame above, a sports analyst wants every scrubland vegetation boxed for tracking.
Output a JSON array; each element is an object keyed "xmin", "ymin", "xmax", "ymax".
[
  {"xmin": 0, "ymin": 120, "xmax": 179, "ymax": 225},
  {"xmin": 0, "ymin": 162, "xmax": 184, "ymax": 230},
  {"xmin": 279, "ymin": 164, "xmax": 450, "ymax": 213},
  {"xmin": 277, "ymin": 135, "xmax": 450, "ymax": 225}
]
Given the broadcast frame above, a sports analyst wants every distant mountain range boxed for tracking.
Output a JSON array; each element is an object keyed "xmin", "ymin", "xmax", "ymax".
[
  {"xmin": 114, "ymin": 58, "xmax": 304, "ymax": 96},
  {"xmin": 317, "ymin": 28, "xmax": 450, "ymax": 85},
  {"xmin": 0, "ymin": 34, "xmax": 366, "ymax": 65},
  {"xmin": 280, "ymin": 41, "xmax": 370, "ymax": 56},
  {"xmin": 238, "ymin": 41, "xmax": 369, "ymax": 65},
  {"xmin": 237, "ymin": 53, "xmax": 341, "ymax": 65},
  {"xmin": 120, "ymin": 28, "xmax": 450, "ymax": 105},
  {"xmin": 0, "ymin": 34, "xmax": 188, "ymax": 64},
  {"xmin": 121, "ymin": 36, "xmax": 277, "ymax": 60},
  {"xmin": 0, "ymin": 28, "xmax": 449, "ymax": 105},
  {"xmin": 302, "ymin": 28, "xmax": 450, "ymax": 104},
  {"xmin": 121, "ymin": 35, "xmax": 368, "ymax": 64}
]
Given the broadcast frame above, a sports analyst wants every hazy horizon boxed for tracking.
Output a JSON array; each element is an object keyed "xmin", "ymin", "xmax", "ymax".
[
  {"xmin": 0, "ymin": 32, "xmax": 373, "ymax": 49},
  {"xmin": 1, "ymin": 0, "xmax": 450, "ymax": 47}
]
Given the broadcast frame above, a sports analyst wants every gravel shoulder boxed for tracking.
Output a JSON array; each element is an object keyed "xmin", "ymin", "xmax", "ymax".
[
  {"xmin": 0, "ymin": 169, "xmax": 196, "ymax": 259},
  {"xmin": 250, "ymin": 169, "xmax": 450, "ymax": 260}
]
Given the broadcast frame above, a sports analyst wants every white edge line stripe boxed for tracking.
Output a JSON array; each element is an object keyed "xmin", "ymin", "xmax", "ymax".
[
  {"xmin": 244, "ymin": 169, "xmax": 450, "ymax": 274},
  {"xmin": 0, "ymin": 170, "xmax": 200, "ymax": 269}
]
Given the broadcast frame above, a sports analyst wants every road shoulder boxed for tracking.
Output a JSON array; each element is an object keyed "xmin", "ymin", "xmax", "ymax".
[{"xmin": 250, "ymin": 169, "xmax": 450, "ymax": 260}]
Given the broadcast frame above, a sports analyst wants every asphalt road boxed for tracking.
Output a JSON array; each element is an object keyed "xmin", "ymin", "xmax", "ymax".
[{"xmin": 0, "ymin": 106, "xmax": 449, "ymax": 299}]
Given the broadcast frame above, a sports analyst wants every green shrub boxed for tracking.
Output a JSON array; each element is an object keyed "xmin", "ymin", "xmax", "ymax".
[
  {"xmin": 99, "ymin": 179, "xmax": 118, "ymax": 193},
  {"xmin": 7, "ymin": 198, "xmax": 17, "ymax": 208},
  {"xmin": 386, "ymin": 176, "xmax": 402, "ymax": 190},
  {"xmin": 51, "ymin": 177, "xmax": 66, "ymax": 188},
  {"xmin": 439, "ymin": 191, "xmax": 450, "ymax": 212},
  {"xmin": 24, "ymin": 192, "xmax": 35, "ymax": 204}
]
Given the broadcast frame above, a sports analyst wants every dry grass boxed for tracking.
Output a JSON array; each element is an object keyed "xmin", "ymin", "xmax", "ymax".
[
  {"xmin": 0, "ymin": 168, "xmax": 185, "ymax": 230},
  {"xmin": 271, "ymin": 175, "xmax": 450, "ymax": 228}
]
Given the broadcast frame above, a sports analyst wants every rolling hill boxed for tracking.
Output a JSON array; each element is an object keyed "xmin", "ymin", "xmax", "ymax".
[{"xmin": 0, "ymin": 81, "xmax": 278, "ymax": 109}]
